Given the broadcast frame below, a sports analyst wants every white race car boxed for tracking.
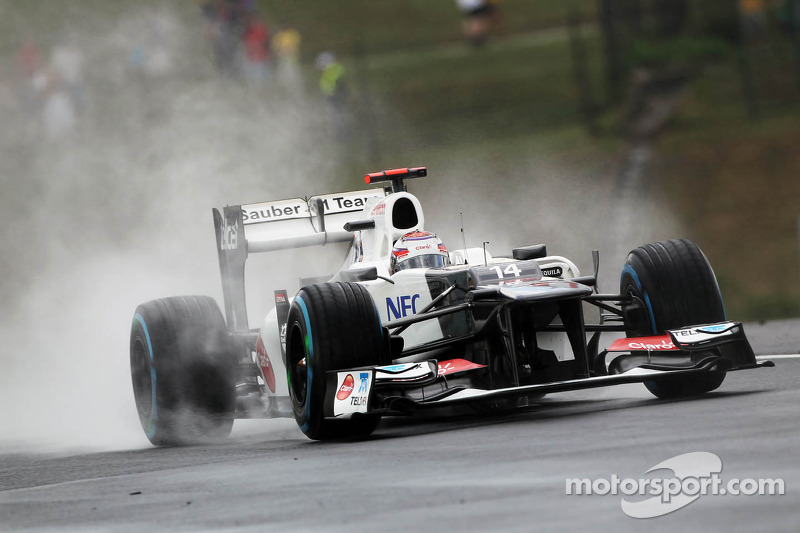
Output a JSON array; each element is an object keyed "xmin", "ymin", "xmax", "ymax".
[{"xmin": 130, "ymin": 167, "xmax": 772, "ymax": 444}]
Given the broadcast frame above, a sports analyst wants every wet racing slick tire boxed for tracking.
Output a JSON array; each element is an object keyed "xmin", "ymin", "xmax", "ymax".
[
  {"xmin": 620, "ymin": 239, "xmax": 727, "ymax": 399},
  {"xmin": 285, "ymin": 282, "xmax": 387, "ymax": 440},
  {"xmin": 130, "ymin": 295, "xmax": 236, "ymax": 446}
]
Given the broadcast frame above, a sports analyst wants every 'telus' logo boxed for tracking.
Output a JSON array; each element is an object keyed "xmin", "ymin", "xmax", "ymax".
[
  {"xmin": 358, "ymin": 373, "xmax": 369, "ymax": 393},
  {"xmin": 337, "ymin": 374, "xmax": 355, "ymax": 400}
]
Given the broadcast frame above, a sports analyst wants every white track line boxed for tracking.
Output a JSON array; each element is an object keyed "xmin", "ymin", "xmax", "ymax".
[{"xmin": 756, "ymin": 354, "xmax": 800, "ymax": 360}]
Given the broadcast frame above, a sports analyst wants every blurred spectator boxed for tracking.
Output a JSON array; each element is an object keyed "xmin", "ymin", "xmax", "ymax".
[
  {"xmin": 317, "ymin": 51, "xmax": 346, "ymax": 103},
  {"xmin": 145, "ymin": 3, "xmax": 179, "ymax": 78},
  {"xmin": 740, "ymin": 0, "xmax": 769, "ymax": 40},
  {"xmin": 14, "ymin": 37, "xmax": 45, "ymax": 114},
  {"xmin": 128, "ymin": 46, "xmax": 148, "ymax": 80},
  {"xmin": 197, "ymin": 0, "xmax": 216, "ymax": 21},
  {"xmin": 15, "ymin": 37, "xmax": 43, "ymax": 79},
  {"xmin": 126, "ymin": 3, "xmax": 179, "ymax": 82},
  {"xmin": 455, "ymin": 0, "xmax": 500, "ymax": 46},
  {"xmin": 199, "ymin": 0, "xmax": 276, "ymax": 80},
  {"xmin": 316, "ymin": 51, "xmax": 350, "ymax": 139},
  {"xmin": 778, "ymin": 0, "xmax": 800, "ymax": 31},
  {"xmin": 40, "ymin": 70, "xmax": 77, "ymax": 142},
  {"xmin": 209, "ymin": 0, "xmax": 249, "ymax": 78},
  {"xmin": 273, "ymin": 24, "xmax": 302, "ymax": 91},
  {"xmin": 50, "ymin": 35, "xmax": 85, "ymax": 111},
  {"xmin": 240, "ymin": 0, "xmax": 257, "ymax": 13},
  {"xmin": 242, "ymin": 13, "xmax": 272, "ymax": 85}
]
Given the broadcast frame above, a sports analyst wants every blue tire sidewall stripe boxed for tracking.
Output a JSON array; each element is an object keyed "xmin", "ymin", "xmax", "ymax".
[
  {"xmin": 133, "ymin": 313, "xmax": 158, "ymax": 438},
  {"xmin": 621, "ymin": 264, "xmax": 658, "ymax": 335},
  {"xmin": 372, "ymin": 296, "xmax": 383, "ymax": 339},
  {"xmin": 294, "ymin": 295, "xmax": 313, "ymax": 432}
]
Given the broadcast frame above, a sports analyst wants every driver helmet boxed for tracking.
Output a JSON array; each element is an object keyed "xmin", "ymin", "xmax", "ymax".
[{"xmin": 390, "ymin": 231, "xmax": 450, "ymax": 273}]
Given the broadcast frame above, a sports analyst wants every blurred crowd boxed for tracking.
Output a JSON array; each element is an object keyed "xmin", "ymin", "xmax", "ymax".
[
  {"xmin": 0, "ymin": 0, "xmax": 523, "ymax": 151},
  {"xmin": 197, "ymin": 0, "xmax": 303, "ymax": 91},
  {"xmin": 0, "ymin": 1, "xmax": 316, "ymax": 148},
  {"xmin": 1, "ymin": 33, "xmax": 85, "ymax": 144},
  {"xmin": 0, "ymin": 4, "xmax": 180, "ymax": 146},
  {"xmin": 195, "ymin": 0, "xmax": 354, "ymax": 137}
]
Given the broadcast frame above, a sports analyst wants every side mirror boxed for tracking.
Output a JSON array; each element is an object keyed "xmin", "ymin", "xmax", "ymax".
[
  {"xmin": 344, "ymin": 220, "xmax": 376, "ymax": 232},
  {"xmin": 340, "ymin": 266, "xmax": 379, "ymax": 282}
]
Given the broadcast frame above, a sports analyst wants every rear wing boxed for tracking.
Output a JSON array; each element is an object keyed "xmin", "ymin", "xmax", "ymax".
[{"xmin": 213, "ymin": 189, "xmax": 385, "ymax": 332}]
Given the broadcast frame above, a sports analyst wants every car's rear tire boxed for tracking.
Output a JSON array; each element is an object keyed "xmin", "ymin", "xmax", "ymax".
[
  {"xmin": 130, "ymin": 296, "xmax": 236, "ymax": 446},
  {"xmin": 620, "ymin": 239, "xmax": 727, "ymax": 399},
  {"xmin": 285, "ymin": 282, "xmax": 387, "ymax": 440}
]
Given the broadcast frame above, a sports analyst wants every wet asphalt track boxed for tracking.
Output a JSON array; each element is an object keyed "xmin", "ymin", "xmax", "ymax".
[{"xmin": 1, "ymin": 320, "xmax": 798, "ymax": 532}]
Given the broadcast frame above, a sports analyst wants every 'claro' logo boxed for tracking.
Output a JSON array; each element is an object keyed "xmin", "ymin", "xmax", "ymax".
[
  {"xmin": 337, "ymin": 374, "xmax": 355, "ymax": 400},
  {"xmin": 629, "ymin": 339, "xmax": 675, "ymax": 351}
]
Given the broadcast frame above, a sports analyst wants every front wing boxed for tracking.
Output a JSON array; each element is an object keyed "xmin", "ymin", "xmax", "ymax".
[{"xmin": 322, "ymin": 322, "xmax": 773, "ymax": 418}]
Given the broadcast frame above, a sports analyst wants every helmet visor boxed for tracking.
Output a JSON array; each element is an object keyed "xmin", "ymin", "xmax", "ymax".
[{"xmin": 396, "ymin": 254, "xmax": 448, "ymax": 271}]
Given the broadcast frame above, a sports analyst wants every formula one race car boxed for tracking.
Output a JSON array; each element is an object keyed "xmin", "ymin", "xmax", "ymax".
[{"xmin": 130, "ymin": 167, "xmax": 772, "ymax": 445}]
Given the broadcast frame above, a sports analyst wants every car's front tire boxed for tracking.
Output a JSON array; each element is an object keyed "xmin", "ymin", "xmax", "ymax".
[
  {"xmin": 285, "ymin": 282, "xmax": 387, "ymax": 440},
  {"xmin": 620, "ymin": 239, "xmax": 727, "ymax": 399}
]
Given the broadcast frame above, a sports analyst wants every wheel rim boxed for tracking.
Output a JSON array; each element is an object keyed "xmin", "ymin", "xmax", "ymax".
[
  {"xmin": 131, "ymin": 338, "xmax": 153, "ymax": 421},
  {"xmin": 288, "ymin": 322, "xmax": 308, "ymax": 405}
]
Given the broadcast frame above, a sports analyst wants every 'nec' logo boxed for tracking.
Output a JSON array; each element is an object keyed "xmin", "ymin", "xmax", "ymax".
[{"xmin": 386, "ymin": 294, "xmax": 420, "ymax": 320}]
